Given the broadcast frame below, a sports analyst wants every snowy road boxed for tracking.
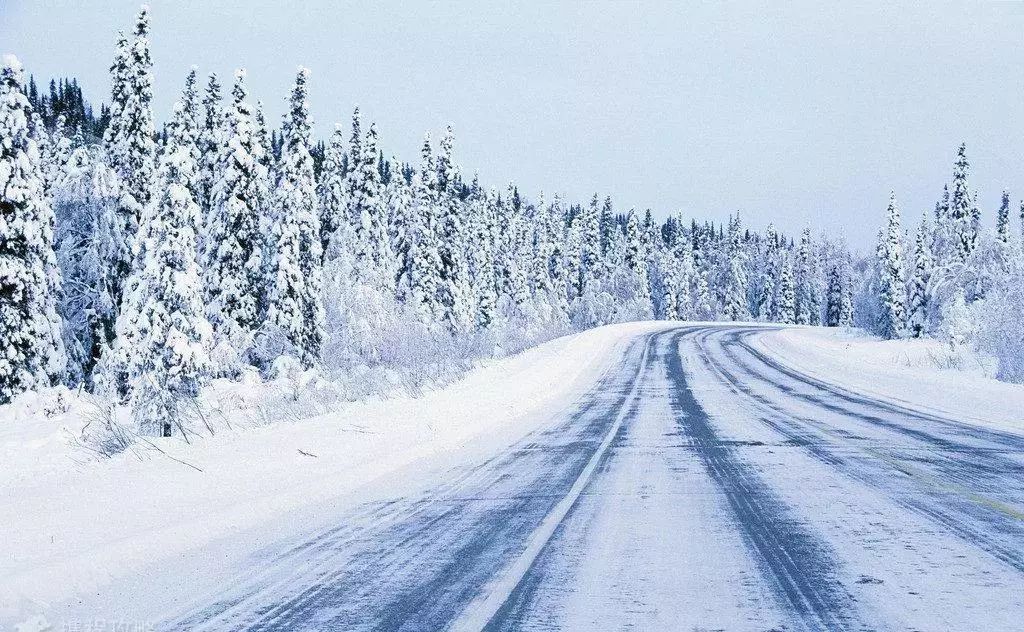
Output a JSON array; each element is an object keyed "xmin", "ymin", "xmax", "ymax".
[{"xmin": 166, "ymin": 326, "xmax": 1024, "ymax": 631}]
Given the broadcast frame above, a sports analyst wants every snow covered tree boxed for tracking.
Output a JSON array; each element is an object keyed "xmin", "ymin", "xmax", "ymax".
[
  {"xmin": 350, "ymin": 120, "xmax": 392, "ymax": 289},
  {"xmin": 467, "ymin": 183, "xmax": 498, "ymax": 328},
  {"xmin": 198, "ymin": 72, "xmax": 222, "ymax": 216},
  {"xmin": 877, "ymin": 193, "xmax": 906, "ymax": 339},
  {"xmin": 121, "ymin": 100, "xmax": 212, "ymax": 435},
  {"xmin": 204, "ymin": 69, "xmax": 268, "ymax": 366},
  {"xmin": 0, "ymin": 55, "xmax": 66, "ymax": 402},
  {"xmin": 434, "ymin": 126, "xmax": 474, "ymax": 333},
  {"xmin": 794, "ymin": 228, "xmax": 820, "ymax": 325},
  {"xmin": 624, "ymin": 209, "xmax": 649, "ymax": 302},
  {"xmin": 580, "ymin": 194, "xmax": 601, "ymax": 291},
  {"xmin": 996, "ymin": 190, "xmax": 1011, "ymax": 245},
  {"xmin": 264, "ymin": 67, "xmax": 324, "ymax": 368},
  {"xmin": 107, "ymin": 6, "xmax": 156, "ymax": 239},
  {"xmin": 824, "ymin": 261, "xmax": 844, "ymax": 327},
  {"xmin": 776, "ymin": 253, "xmax": 796, "ymax": 325},
  {"xmin": 907, "ymin": 214, "xmax": 932, "ymax": 337},
  {"xmin": 408, "ymin": 135, "xmax": 443, "ymax": 323},
  {"xmin": 721, "ymin": 214, "xmax": 749, "ymax": 321},
  {"xmin": 317, "ymin": 123, "xmax": 347, "ymax": 257},
  {"xmin": 948, "ymin": 143, "xmax": 975, "ymax": 262},
  {"xmin": 52, "ymin": 146, "xmax": 125, "ymax": 385}
]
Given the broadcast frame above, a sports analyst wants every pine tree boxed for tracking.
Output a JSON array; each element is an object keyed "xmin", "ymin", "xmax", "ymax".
[
  {"xmin": 123, "ymin": 100, "xmax": 212, "ymax": 435},
  {"xmin": 350, "ymin": 120, "xmax": 392, "ymax": 289},
  {"xmin": 907, "ymin": 214, "xmax": 932, "ymax": 338},
  {"xmin": 467, "ymin": 182, "xmax": 498, "ymax": 328},
  {"xmin": 824, "ymin": 261, "xmax": 843, "ymax": 327},
  {"xmin": 265, "ymin": 67, "xmax": 324, "ymax": 367},
  {"xmin": 317, "ymin": 123, "xmax": 347, "ymax": 257},
  {"xmin": 179, "ymin": 67, "xmax": 201, "ymax": 201},
  {"xmin": 949, "ymin": 143, "xmax": 975, "ymax": 262},
  {"xmin": 433, "ymin": 126, "xmax": 473, "ymax": 333},
  {"xmin": 996, "ymin": 190, "xmax": 1011, "ymax": 245},
  {"xmin": 409, "ymin": 134, "xmax": 443, "ymax": 323},
  {"xmin": 624, "ymin": 209, "xmax": 650, "ymax": 301},
  {"xmin": 102, "ymin": 31, "xmax": 130, "ymax": 164},
  {"xmin": 757, "ymin": 223, "xmax": 780, "ymax": 321},
  {"xmin": 777, "ymin": 253, "xmax": 796, "ymax": 325},
  {"xmin": 110, "ymin": 6, "xmax": 156, "ymax": 233},
  {"xmin": 0, "ymin": 55, "xmax": 66, "ymax": 402},
  {"xmin": 878, "ymin": 193, "xmax": 907, "ymax": 339},
  {"xmin": 204, "ymin": 70, "xmax": 268, "ymax": 360},
  {"xmin": 198, "ymin": 73, "xmax": 223, "ymax": 217},
  {"xmin": 794, "ymin": 228, "xmax": 820, "ymax": 325},
  {"xmin": 580, "ymin": 194, "xmax": 601, "ymax": 291},
  {"xmin": 722, "ymin": 214, "xmax": 749, "ymax": 321},
  {"xmin": 659, "ymin": 248, "xmax": 680, "ymax": 320}
]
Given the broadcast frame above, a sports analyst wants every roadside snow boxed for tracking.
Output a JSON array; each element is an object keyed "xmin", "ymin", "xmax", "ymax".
[
  {"xmin": 0, "ymin": 322, "xmax": 673, "ymax": 628},
  {"xmin": 751, "ymin": 327, "xmax": 1024, "ymax": 434}
]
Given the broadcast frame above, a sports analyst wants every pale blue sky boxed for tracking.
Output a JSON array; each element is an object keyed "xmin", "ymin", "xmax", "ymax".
[{"xmin": 4, "ymin": 1, "xmax": 1023, "ymax": 249}]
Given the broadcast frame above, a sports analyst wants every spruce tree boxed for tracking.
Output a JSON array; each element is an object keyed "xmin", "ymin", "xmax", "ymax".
[
  {"xmin": 434, "ymin": 126, "xmax": 474, "ymax": 333},
  {"xmin": 949, "ymin": 143, "xmax": 975, "ymax": 262},
  {"xmin": 467, "ymin": 182, "xmax": 498, "ymax": 328},
  {"xmin": 317, "ymin": 123, "xmax": 347, "ymax": 257},
  {"xmin": 351, "ymin": 121, "xmax": 392, "ymax": 288},
  {"xmin": 878, "ymin": 193, "xmax": 907, "ymax": 339},
  {"xmin": 996, "ymin": 190, "xmax": 1011, "ymax": 245},
  {"xmin": 824, "ymin": 262, "xmax": 843, "ymax": 327},
  {"xmin": 204, "ymin": 70, "xmax": 268, "ymax": 360},
  {"xmin": 580, "ymin": 194, "xmax": 601, "ymax": 291},
  {"xmin": 409, "ymin": 134, "xmax": 443, "ymax": 323},
  {"xmin": 0, "ymin": 55, "xmax": 66, "ymax": 402},
  {"xmin": 265, "ymin": 67, "xmax": 324, "ymax": 367},
  {"xmin": 722, "ymin": 214, "xmax": 749, "ymax": 321},
  {"xmin": 124, "ymin": 101, "xmax": 212, "ymax": 435},
  {"xmin": 795, "ymin": 228, "xmax": 820, "ymax": 325},
  {"xmin": 757, "ymin": 223, "xmax": 780, "ymax": 321},
  {"xmin": 777, "ymin": 253, "xmax": 796, "ymax": 325},
  {"xmin": 198, "ymin": 73, "xmax": 223, "ymax": 217},
  {"xmin": 624, "ymin": 209, "xmax": 650, "ymax": 301},
  {"xmin": 907, "ymin": 214, "xmax": 932, "ymax": 338}
]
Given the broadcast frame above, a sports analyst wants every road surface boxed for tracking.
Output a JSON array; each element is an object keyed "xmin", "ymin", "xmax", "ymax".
[{"xmin": 166, "ymin": 326, "xmax": 1024, "ymax": 631}]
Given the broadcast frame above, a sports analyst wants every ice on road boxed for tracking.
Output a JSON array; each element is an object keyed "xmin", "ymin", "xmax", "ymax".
[{"xmin": 106, "ymin": 327, "xmax": 1024, "ymax": 629}]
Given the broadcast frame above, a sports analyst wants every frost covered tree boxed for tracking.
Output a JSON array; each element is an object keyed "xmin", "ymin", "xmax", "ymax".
[
  {"xmin": 756, "ymin": 223, "xmax": 780, "ymax": 321},
  {"xmin": 824, "ymin": 261, "xmax": 844, "ymax": 327},
  {"xmin": 350, "ymin": 121, "xmax": 392, "ymax": 289},
  {"xmin": 121, "ymin": 101, "xmax": 212, "ymax": 435},
  {"xmin": 467, "ymin": 183, "xmax": 498, "ymax": 328},
  {"xmin": 948, "ymin": 143, "xmax": 976, "ymax": 263},
  {"xmin": 580, "ymin": 194, "xmax": 601, "ymax": 291},
  {"xmin": 907, "ymin": 214, "xmax": 932, "ymax": 337},
  {"xmin": 408, "ymin": 135, "xmax": 443, "ymax": 323},
  {"xmin": 204, "ymin": 70, "xmax": 268, "ymax": 366},
  {"xmin": 794, "ymin": 228, "xmax": 820, "ymax": 325},
  {"xmin": 317, "ymin": 123, "xmax": 347, "ymax": 256},
  {"xmin": 624, "ymin": 209, "xmax": 649, "ymax": 302},
  {"xmin": 996, "ymin": 190, "xmax": 1011, "ymax": 246},
  {"xmin": 265, "ymin": 67, "xmax": 324, "ymax": 368},
  {"xmin": 53, "ymin": 146, "xmax": 125, "ymax": 385},
  {"xmin": 721, "ymin": 215, "xmax": 749, "ymax": 321},
  {"xmin": 198, "ymin": 72, "xmax": 223, "ymax": 216},
  {"xmin": 776, "ymin": 253, "xmax": 796, "ymax": 325},
  {"xmin": 877, "ymin": 193, "xmax": 906, "ymax": 339},
  {"xmin": 435, "ymin": 126, "xmax": 474, "ymax": 333},
  {"xmin": 0, "ymin": 55, "xmax": 66, "ymax": 403},
  {"xmin": 106, "ymin": 6, "xmax": 156, "ymax": 241}
]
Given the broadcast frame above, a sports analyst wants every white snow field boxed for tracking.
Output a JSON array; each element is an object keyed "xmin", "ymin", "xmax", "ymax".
[{"xmin": 3, "ymin": 323, "xmax": 1024, "ymax": 631}]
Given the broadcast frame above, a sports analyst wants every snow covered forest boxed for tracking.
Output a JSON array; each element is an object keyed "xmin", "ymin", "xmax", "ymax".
[{"xmin": 3, "ymin": 6, "xmax": 1023, "ymax": 440}]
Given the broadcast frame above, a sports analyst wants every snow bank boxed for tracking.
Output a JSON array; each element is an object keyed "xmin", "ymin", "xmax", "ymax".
[
  {"xmin": 750, "ymin": 327, "xmax": 1024, "ymax": 434},
  {"xmin": 0, "ymin": 321, "xmax": 671, "ymax": 627}
]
